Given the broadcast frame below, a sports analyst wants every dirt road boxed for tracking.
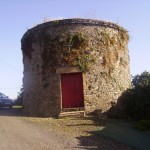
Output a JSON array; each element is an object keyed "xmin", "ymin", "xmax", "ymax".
[
  {"xmin": 0, "ymin": 108, "xmax": 133, "ymax": 150},
  {"xmin": 0, "ymin": 108, "xmax": 79, "ymax": 150}
]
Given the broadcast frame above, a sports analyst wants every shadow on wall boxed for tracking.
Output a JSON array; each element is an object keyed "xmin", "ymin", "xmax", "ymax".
[
  {"xmin": 87, "ymin": 84, "xmax": 150, "ymax": 120},
  {"xmin": 85, "ymin": 90, "xmax": 130, "ymax": 119},
  {"xmin": 107, "ymin": 85, "xmax": 150, "ymax": 120}
]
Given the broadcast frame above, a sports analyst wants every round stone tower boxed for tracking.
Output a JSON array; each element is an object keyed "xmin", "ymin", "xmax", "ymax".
[{"xmin": 21, "ymin": 18, "xmax": 131, "ymax": 117}]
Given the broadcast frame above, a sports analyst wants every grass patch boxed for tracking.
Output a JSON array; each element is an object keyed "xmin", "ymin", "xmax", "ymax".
[
  {"xmin": 12, "ymin": 105, "xmax": 23, "ymax": 109},
  {"xmin": 134, "ymin": 120, "xmax": 150, "ymax": 131}
]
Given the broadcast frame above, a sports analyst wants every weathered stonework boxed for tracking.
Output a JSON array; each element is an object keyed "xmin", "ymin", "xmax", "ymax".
[{"xmin": 21, "ymin": 18, "xmax": 131, "ymax": 117}]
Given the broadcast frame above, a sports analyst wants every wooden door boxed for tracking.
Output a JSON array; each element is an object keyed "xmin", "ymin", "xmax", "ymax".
[{"xmin": 61, "ymin": 73, "xmax": 84, "ymax": 108}]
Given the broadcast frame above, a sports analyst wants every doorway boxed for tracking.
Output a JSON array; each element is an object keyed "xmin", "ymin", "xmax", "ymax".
[{"xmin": 61, "ymin": 73, "xmax": 84, "ymax": 108}]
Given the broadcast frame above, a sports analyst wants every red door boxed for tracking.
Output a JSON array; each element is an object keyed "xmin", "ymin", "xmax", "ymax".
[{"xmin": 61, "ymin": 73, "xmax": 84, "ymax": 108}]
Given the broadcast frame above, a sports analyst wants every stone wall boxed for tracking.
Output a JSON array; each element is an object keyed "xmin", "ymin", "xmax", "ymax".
[{"xmin": 21, "ymin": 18, "xmax": 131, "ymax": 117}]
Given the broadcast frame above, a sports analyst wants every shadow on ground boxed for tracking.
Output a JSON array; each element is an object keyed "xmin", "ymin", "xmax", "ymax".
[
  {"xmin": 67, "ymin": 117, "xmax": 134, "ymax": 150},
  {"xmin": 76, "ymin": 133, "xmax": 133, "ymax": 150},
  {"xmin": 74, "ymin": 117, "xmax": 150, "ymax": 150},
  {"xmin": 73, "ymin": 86, "xmax": 150, "ymax": 150},
  {"xmin": 0, "ymin": 107, "xmax": 23, "ymax": 117},
  {"xmin": 95, "ymin": 120, "xmax": 150, "ymax": 150}
]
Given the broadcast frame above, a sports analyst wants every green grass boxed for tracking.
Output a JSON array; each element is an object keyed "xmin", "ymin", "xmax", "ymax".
[
  {"xmin": 12, "ymin": 105, "xmax": 23, "ymax": 109},
  {"xmin": 134, "ymin": 120, "xmax": 150, "ymax": 131}
]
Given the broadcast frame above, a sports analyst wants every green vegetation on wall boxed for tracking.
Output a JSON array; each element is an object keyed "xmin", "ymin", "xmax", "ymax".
[
  {"xmin": 22, "ymin": 24, "xmax": 129, "ymax": 76},
  {"xmin": 37, "ymin": 31, "xmax": 95, "ymax": 73}
]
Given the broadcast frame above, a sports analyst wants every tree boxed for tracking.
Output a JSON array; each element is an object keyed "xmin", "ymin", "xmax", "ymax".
[
  {"xmin": 125, "ymin": 71, "xmax": 150, "ymax": 120},
  {"xmin": 15, "ymin": 86, "xmax": 23, "ymax": 106},
  {"xmin": 132, "ymin": 71, "xmax": 150, "ymax": 87}
]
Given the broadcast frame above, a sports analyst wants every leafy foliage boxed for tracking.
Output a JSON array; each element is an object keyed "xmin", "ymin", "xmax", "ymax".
[
  {"xmin": 132, "ymin": 71, "xmax": 150, "ymax": 87},
  {"xmin": 125, "ymin": 85, "xmax": 150, "ymax": 120},
  {"xmin": 15, "ymin": 86, "xmax": 23, "ymax": 106},
  {"xmin": 124, "ymin": 71, "xmax": 150, "ymax": 120},
  {"xmin": 38, "ymin": 32, "xmax": 93, "ymax": 73}
]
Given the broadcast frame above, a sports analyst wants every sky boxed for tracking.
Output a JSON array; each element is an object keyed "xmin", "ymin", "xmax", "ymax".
[{"xmin": 0, "ymin": 0, "xmax": 150, "ymax": 98}]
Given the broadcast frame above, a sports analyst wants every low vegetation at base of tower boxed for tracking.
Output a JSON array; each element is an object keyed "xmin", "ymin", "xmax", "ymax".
[
  {"xmin": 37, "ymin": 29, "xmax": 129, "ymax": 74},
  {"xmin": 125, "ymin": 71, "xmax": 150, "ymax": 120},
  {"xmin": 107, "ymin": 71, "xmax": 150, "ymax": 130}
]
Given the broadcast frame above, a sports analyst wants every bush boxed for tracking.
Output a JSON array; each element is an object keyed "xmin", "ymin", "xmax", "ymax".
[
  {"xmin": 124, "ymin": 71, "xmax": 150, "ymax": 120},
  {"xmin": 125, "ymin": 86, "xmax": 150, "ymax": 120},
  {"xmin": 132, "ymin": 71, "xmax": 150, "ymax": 87}
]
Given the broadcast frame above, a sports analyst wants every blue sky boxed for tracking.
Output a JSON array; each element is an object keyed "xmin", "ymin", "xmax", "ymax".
[{"xmin": 0, "ymin": 0, "xmax": 150, "ymax": 98}]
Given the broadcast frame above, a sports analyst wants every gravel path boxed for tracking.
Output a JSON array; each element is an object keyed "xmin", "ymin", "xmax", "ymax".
[
  {"xmin": 0, "ymin": 109, "xmax": 79, "ymax": 150},
  {"xmin": 0, "ymin": 108, "xmax": 134, "ymax": 150}
]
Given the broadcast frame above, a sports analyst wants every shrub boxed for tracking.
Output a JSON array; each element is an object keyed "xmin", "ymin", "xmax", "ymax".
[
  {"xmin": 132, "ymin": 71, "xmax": 150, "ymax": 87},
  {"xmin": 125, "ymin": 86, "xmax": 150, "ymax": 120},
  {"xmin": 124, "ymin": 71, "xmax": 150, "ymax": 120}
]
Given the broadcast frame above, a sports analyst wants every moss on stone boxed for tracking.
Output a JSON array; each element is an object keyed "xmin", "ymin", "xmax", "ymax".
[
  {"xmin": 21, "ymin": 19, "xmax": 131, "ymax": 117},
  {"xmin": 36, "ymin": 31, "xmax": 94, "ymax": 73}
]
